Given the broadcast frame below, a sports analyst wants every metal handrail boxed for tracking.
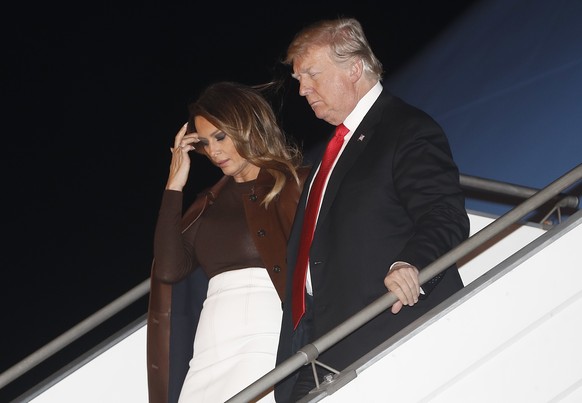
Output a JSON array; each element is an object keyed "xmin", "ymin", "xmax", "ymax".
[
  {"xmin": 227, "ymin": 163, "xmax": 582, "ymax": 402},
  {"xmin": 0, "ymin": 166, "xmax": 580, "ymax": 392},
  {"xmin": 460, "ymin": 173, "xmax": 579, "ymax": 210},
  {"xmin": 0, "ymin": 279, "xmax": 150, "ymax": 389}
]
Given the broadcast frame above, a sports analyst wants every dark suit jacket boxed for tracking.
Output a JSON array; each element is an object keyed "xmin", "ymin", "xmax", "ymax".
[{"xmin": 275, "ymin": 89, "xmax": 470, "ymax": 401}]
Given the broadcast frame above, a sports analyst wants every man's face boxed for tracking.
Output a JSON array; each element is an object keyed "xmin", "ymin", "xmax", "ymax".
[{"xmin": 292, "ymin": 45, "xmax": 357, "ymax": 126}]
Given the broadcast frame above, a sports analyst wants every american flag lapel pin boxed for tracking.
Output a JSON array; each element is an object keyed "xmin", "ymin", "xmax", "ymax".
[{"xmin": 358, "ymin": 134, "xmax": 365, "ymax": 141}]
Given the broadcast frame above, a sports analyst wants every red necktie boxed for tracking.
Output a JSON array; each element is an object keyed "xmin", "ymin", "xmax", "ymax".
[{"xmin": 292, "ymin": 124, "xmax": 349, "ymax": 329}]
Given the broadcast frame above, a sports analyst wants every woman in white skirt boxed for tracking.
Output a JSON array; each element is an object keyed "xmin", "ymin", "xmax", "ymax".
[{"xmin": 150, "ymin": 82, "xmax": 309, "ymax": 402}]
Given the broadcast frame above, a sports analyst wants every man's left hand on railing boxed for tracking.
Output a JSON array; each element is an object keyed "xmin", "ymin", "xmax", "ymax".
[{"xmin": 384, "ymin": 261, "xmax": 421, "ymax": 314}]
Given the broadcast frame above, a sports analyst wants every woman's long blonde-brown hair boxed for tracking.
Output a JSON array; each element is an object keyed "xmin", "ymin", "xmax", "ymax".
[{"xmin": 187, "ymin": 81, "xmax": 302, "ymax": 207}]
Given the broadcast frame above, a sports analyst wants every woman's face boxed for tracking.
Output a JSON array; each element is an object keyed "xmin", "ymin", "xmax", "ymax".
[{"xmin": 194, "ymin": 115, "xmax": 259, "ymax": 183}]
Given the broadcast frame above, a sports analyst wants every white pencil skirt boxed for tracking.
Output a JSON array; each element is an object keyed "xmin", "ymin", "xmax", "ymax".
[{"xmin": 178, "ymin": 267, "xmax": 282, "ymax": 403}]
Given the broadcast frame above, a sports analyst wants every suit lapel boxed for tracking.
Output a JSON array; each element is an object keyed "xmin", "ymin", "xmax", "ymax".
[
  {"xmin": 314, "ymin": 93, "xmax": 388, "ymax": 232},
  {"xmin": 287, "ymin": 164, "xmax": 317, "ymax": 267}
]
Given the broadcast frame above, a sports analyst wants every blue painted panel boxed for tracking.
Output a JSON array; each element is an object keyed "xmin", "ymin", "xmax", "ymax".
[{"xmin": 386, "ymin": 0, "xmax": 582, "ymax": 215}]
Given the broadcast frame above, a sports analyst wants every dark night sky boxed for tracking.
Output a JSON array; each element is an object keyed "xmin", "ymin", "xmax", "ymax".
[{"xmin": 1, "ymin": 0, "xmax": 479, "ymax": 398}]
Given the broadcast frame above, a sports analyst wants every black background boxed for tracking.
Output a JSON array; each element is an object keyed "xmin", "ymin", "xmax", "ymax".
[{"xmin": 1, "ymin": 0, "xmax": 479, "ymax": 399}]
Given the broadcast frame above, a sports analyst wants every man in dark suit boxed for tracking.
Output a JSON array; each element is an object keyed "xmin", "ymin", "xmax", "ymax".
[{"xmin": 275, "ymin": 17, "xmax": 470, "ymax": 402}]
